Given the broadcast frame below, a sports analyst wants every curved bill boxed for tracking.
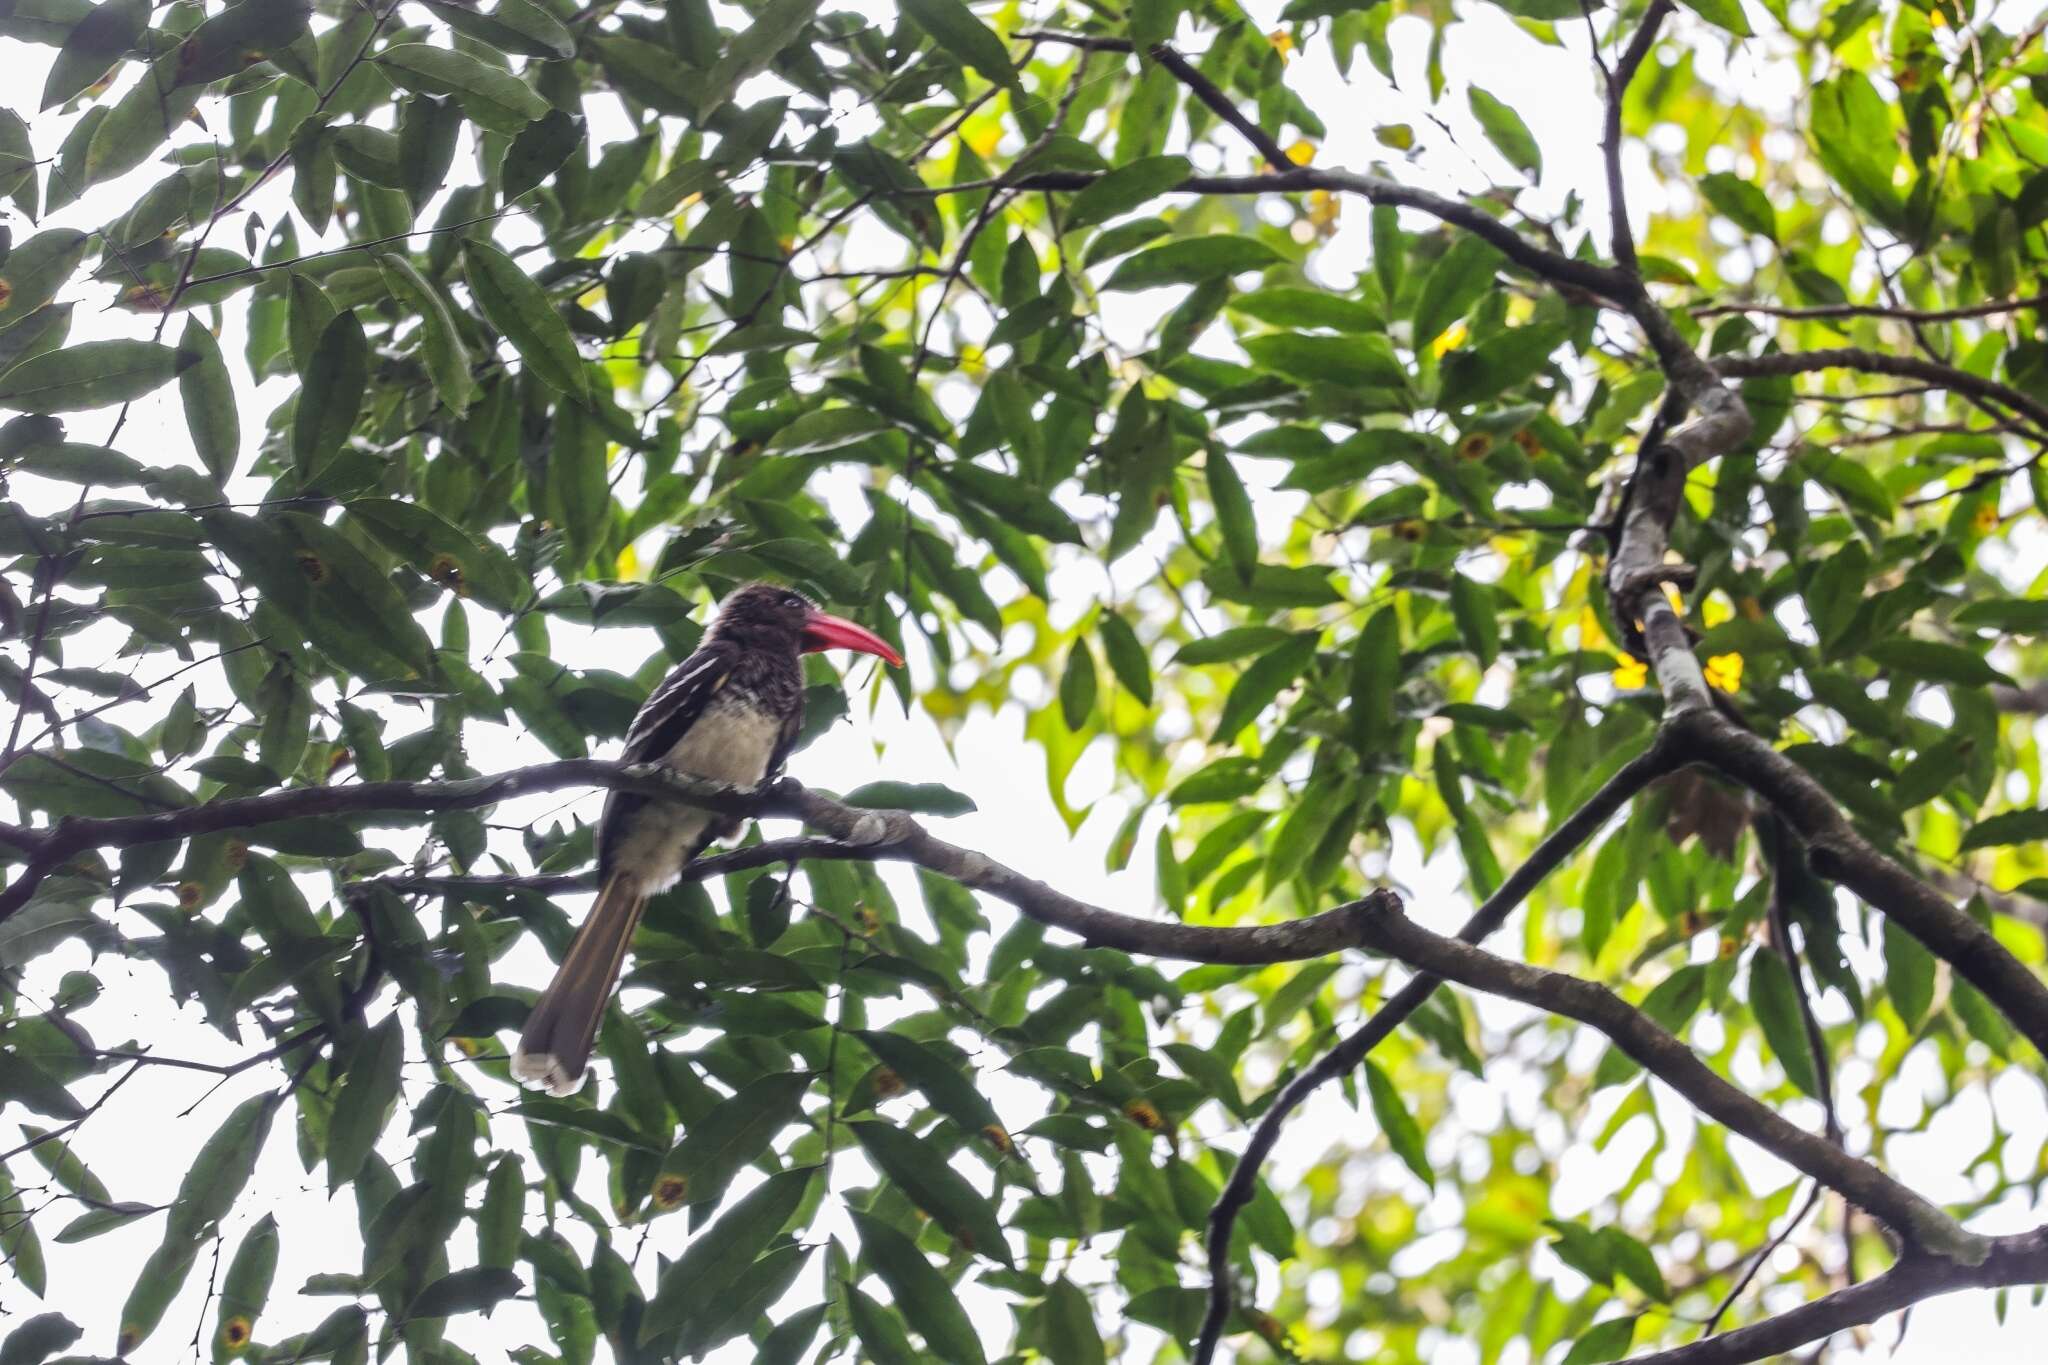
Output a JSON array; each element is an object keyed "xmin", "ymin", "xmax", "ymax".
[{"xmin": 800, "ymin": 609, "xmax": 905, "ymax": 667}]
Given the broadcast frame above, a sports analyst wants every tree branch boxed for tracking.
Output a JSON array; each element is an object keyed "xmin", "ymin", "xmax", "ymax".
[
  {"xmin": 0, "ymin": 761, "xmax": 1401, "ymax": 966},
  {"xmin": 1349, "ymin": 900, "xmax": 1985, "ymax": 1259},
  {"xmin": 1667, "ymin": 710, "xmax": 2048, "ymax": 1061},
  {"xmin": 1714, "ymin": 348, "xmax": 2048, "ymax": 440},
  {"xmin": 1194, "ymin": 738, "xmax": 1680, "ymax": 1364},
  {"xmin": 1693, "ymin": 291, "xmax": 2048, "ymax": 324},
  {"xmin": 1627, "ymin": 1231, "xmax": 2048, "ymax": 1365},
  {"xmin": 1601, "ymin": 0, "xmax": 1672, "ymax": 274}
]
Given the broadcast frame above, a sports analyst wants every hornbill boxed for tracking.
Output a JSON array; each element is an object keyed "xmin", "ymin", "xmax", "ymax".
[{"xmin": 512, "ymin": 582, "xmax": 902, "ymax": 1095}]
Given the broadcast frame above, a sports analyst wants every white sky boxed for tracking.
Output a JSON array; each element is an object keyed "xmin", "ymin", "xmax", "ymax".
[{"xmin": 5, "ymin": 0, "xmax": 2046, "ymax": 1360}]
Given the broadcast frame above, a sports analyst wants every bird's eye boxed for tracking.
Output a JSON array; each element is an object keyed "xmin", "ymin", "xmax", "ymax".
[{"xmin": 783, "ymin": 592, "xmax": 804, "ymax": 609}]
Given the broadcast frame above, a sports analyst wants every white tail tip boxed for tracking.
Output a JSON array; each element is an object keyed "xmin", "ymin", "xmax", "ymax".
[{"xmin": 510, "ymin": 1046, "xmax": 583, "ymax": 1097}]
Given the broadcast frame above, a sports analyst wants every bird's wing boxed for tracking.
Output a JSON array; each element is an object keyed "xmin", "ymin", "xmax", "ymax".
[{"xmin": 620, "ymin": 646, "xmax": 734, "ymax": 764}]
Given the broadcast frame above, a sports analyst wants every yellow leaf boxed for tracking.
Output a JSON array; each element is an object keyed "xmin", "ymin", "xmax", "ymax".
[
  {"xmin": 615, "ymin": 543, "xmax": 641, "ymax": 581},
  {"xmin": 1702, "ymin": 591, "xmax": 1733, "ymax": 628},
  {"xmin": 1267, "ymin": 28, "xmax": 1294, "ymax": 58},
  {"xmin": 963, "ymin": 117, "xmax": 1002, "ymax": 160},
  {"xmin": 1431, "ymin": 320, "xmax": 1468, "ymax": 358},
  {"xmin": 1286, "ymin": 138, "xmax": 1315, "ymax": 166},
  {"xmin": 1705, "ymin": 652, "xmax": 1743, "ymax": 692},
  {"xmin": 1612, "ymin": 657, "xmax": 1648, "ymax": 689}
]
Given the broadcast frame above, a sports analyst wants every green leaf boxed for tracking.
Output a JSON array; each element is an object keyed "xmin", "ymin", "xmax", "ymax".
[
  {"xmin": 1351, "ymin": 606, "xmax": 1400, "ymax": 756},
  {"xmin": 421, "ymin": 0, "xmax": 575, "ymax": 60},
  {"xmin": 1676, "ymin": 0, "xmax": 1751, "ymax": 36},
  {"xmin": 853, "ymin": 1029, "xmax": 1004, "ymax": 1138},
  {"xmin": 168, "ymin": 1093, "xmax": 276, "ymax": 1240},
  {"xmin": 1207, "ymin": 450, "xmax": 1257, "ymax": 583},
  {"xmin": 1865, "ymin": 639, "xmax": 2013, "ymax": 688},
  {"xmin": 1066, "ymin": 155, "xmax": 1191, "ymax": 230},
  {"xmin": 503, "ymin": 108, "xmax": 584, "ymax": 201},
  {"xmin": 1228, "ymin": 286, "xmax": 1381, "ymax": 332},
  {"xmin": 842, "ymin": 781, "xmax": 977, "ymax": 816},
  {"xmin": 1102, "ymin": 235, "xmax": 1282, "ymax": 290},
  {"xmin": 376, "ymin": 253, "xmax": 475, "ymax": 415},
  {"xmin": 850, "ymin": 1212, "xmax": 987, "ymax": 1365},
  {"xmin": 849, "ymin": 1121, "xmax": 1012, "ymax": 1265},
  {"xmin": 0, "ymin": 230, "xmax": 88, "ymax": 332},
  {"xmin": 1697, "ymin": 172, "xmax": 1777, "ymax": 241},
  {"xmin": 1748, "ymin": 950, "xmax": 1821, "ymax": 1099},
  {"xmin": 1884, "ymin": 920, "xmax": 1935, "ymax": 1032},
  {"xmin": 0, "ymin": 340, "xmax": 191, "ymax": 412},
  {"xmin": 639, "ymin": 1167, "xmax": 817, "ymax": 1343},
  {"xmin": 658, "ymin": 1071, "xmax": 810, "ymax": 1207},
  {"xmin": 1036, "ymin": 1278, "xmax": 1107, "ymax": 1365},
  {"xmin": 1243, "ymin": 331, "xmax": 1405, "ymax": 389},
  {"xmin": 0, "ymin": 1311, "xmax": 81, "ymax": 1365},
  {"xmin": 845, "ymin": 1284, "xmax": 919, "ymax": 1364},
  {"xmin": 1449, "ymin": 574, "xmax": 1499, "ymax": 667},
  {"xmin": 698, "ymin": 0, "xmax": 824, "ymax": 117},
  {"xmin": 941, "ymin": 464, "xmax": 1083, "ymax": 544},
  {"xmin": 1953, "ymin": 597, "xmax": 2048, "ymax": 634},
  {"xmin": 1098, "ymin": 612, "xmax": 1153, "ymax": 706},
  {"xmin": 768, "ymin": 406, "xmax": 889, "ymax": 455},
  {"xmin": 899, "ymin": 0, "xmax": 1022, "ymax": 93},
  {"xmin": 375, "ymin": 43, "xmax": 549, "ymax": 132},
  {"xmin": 325, "ymin": 1014, "xmax": 403, "ymax": 1190},
  {"xmin": 1411, "ymin": 235, "xmax": 1502, "ymax": 351},
  {"xmin": 0, "ymin": 1052, "xmax": 84, "ymax": 1120},
  {"xmin": 1059, "ymin": 640, "xmax": 1098, "ymax": 730},
  {"xmin": 1215, "ymin": 631, "xmax": 1318, "ymax": 742},
  {"xmin": 464, "ymin": 241, "xmax": 587, "ymax": 399},
  {"xmin": 1364, "ymin": 1059, "xmax": 1434, "ymax": 1188},
  {"xmin": 1561, "ymin": 1315, "xmax": 1638, "ymax": 1365},
  {"xmin": 1467, "ymin": 87, "xmax": 1541, "ymax": 178},
  {"xmin": 174, "ymin": 318, "xmax": 237, "ymax": 484},
  {"xmin": 40, "ymin": 0, "xmax": 146, "ymax": 111},
  {"xmin": 291, "ymin": 310, "xmax": 367, "ymax": 473},
  {"xmin": 406, "ymin": 1266, "xmax": 522, "ymax": 1318},
  {"xmin": 1958, "ymin": 808, "xmax": 2048, "ymax": 852}
]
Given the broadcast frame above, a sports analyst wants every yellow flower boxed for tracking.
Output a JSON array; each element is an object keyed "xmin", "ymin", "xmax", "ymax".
[
  {"xmin": 1307, "ymin": 189, "xmax": 1340, "ymax": 232},
  {"xmin": 1973, "ymin": 503, "xmax": 2000, "ymax": 535},
  {"xmin": 1702, "ymin": 592, "xmax": 1733, "ymax": 629},
  {"xmin": 614, "ymin": 543, "xmax": 641, "ymax": 582},
  {"xmin": 1267, "ymin": 28, "xmax": 1295, "ymax": 58},
  {"xmin": 1285, "ymin": 138, "xmax": 1315, "ymax": 166},
  {"xmin": 1705, "ymin": 652, "xmax": 1743, "ymax": 692},
  {"xmin": 1432, "ymin": 321, "xmax": 1468, "ymax": 357},
  {"xmin": 963, "ymin": 117, "xmax": 1002, "ymax": 160},
  {"xmin": 1612, "ymin": 657, "xmax": 1649, "ymax": 689}
]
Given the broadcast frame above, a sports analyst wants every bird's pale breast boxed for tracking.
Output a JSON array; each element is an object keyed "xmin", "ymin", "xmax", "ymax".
[{"xmin": 606, "ymin": 693, "xmax": 784, "ymax": 891}]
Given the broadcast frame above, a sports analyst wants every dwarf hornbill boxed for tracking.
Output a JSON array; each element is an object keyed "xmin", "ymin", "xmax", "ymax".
[{"xmin": 512, "ymin": 582, "xmax": 902, "ymax": 1095}]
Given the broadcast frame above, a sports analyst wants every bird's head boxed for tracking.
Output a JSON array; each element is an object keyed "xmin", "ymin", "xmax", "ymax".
[{"xmin": 709, "ymin": 583, "xmax": 904, "ymax": 667}]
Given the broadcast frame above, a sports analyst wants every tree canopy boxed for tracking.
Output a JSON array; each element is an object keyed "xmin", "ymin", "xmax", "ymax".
[{"xmin": 2, "ymin": 0, "xmax": 2047, "ymax": 1361}]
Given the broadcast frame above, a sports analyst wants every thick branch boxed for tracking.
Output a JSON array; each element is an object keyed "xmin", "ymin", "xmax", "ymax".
[
  {"xmin": 0, "ymin": 761, "xmax": 1399, "ymax": 966},
  {"xmin": 1714, "ymin": 348, "xmax": 2048, "ymax": 439},
  {"xmin": 1351, "ymin": 901, "xmax": 1982, "ymax": 1258},
  {"xmin": 1194, "ymin": 738, "xmax": 1679, "ymax": 1363},
  {"xmin": 1601, "ymin": 0, "xmax": 1672, "ymax": 274},
  {"xmin": 1629, "ymin": 1231, "xmax": 2048, "ymax": 1365},
  {"xmin": 1694, "ymin": 291, "xmax": 2048, "ymax": 324},
  {"xmin": 1669, "ymin": 711, "xmax": 2048, "ymax": 1060}
]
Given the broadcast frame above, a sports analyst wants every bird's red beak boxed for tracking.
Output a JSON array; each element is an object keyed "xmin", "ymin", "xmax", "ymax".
[{"xmin": 801, "ymin": 608, "xmax": 904, "ymax": 667}]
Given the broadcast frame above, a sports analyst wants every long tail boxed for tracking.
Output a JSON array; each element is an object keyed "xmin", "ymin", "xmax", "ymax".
[{"xmin": 512, "ymin": 872, "xmax": 649, "ymax": 1096}]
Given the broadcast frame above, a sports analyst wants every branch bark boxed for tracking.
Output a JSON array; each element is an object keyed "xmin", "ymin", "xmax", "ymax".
[
  {"xmin": 1349, "ymin": 900, "xmax": 1984, "ymax": 1260},
  {"xmin": 1627, "ymin": 1230, "xmax": 2048, "ymax": 1365},
  {"xmin": 0, "ymin": 761, "xmax": 1400, "ymax": 966},
  {"xmin": 1194, "ymin": 738, "xmax": 1680, "ymax": 1363}
]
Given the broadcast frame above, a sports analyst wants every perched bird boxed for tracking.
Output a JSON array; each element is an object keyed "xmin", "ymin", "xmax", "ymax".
[{"xmin": 512, "ymin": 582, "xmax": 902, "ymax": 1095}]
